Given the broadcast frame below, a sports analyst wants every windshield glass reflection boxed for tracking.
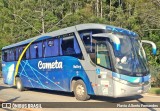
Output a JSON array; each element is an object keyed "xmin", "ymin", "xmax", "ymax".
[{"xmin": 112, "ymin": 34, "xmax": 149, "ymax": 76}]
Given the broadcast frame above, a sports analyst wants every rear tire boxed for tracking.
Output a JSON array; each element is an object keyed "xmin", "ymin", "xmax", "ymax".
[
  {"xmin": 73, "ymin": 80, "xmax": 90, "ymax": 101},
  {"xmin": 16, "ymin": 77, "xmax": 24, "ymax": 91}
]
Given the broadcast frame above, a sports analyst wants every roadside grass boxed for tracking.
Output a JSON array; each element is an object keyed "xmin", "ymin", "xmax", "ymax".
[{"xmin": 148, "ymin": 87, "xmax": 160, "ymax": 95}]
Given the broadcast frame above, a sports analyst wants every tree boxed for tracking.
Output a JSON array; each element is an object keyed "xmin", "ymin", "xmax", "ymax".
[{"xmin": 0, "ymin": 0, "xmax": 160, "ymax": 82}]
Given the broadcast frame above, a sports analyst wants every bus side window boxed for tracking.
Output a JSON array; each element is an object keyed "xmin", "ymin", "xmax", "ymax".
[
  {"xmin": 14, "ymin": 49, "xmax": 16, "ymax": 61},
  {"xmin": 37, "ymin": 42, "xmax": 42, "ymax": 58},
  {"xmin": 80, "ymin": 32, "xmax": 93, "ymax": 53},
  {"xmin": 30, "ymin": 43, "xmax": 38, "ymax": 59},
  {"xmin": 74, "ymin": 37, "xmax": 81, "ymax": 54},
  {"xmin": 17, "ymin": 47, "xmax": 23, "ymax": 61},
  {"xmin": 29, "ymin": 42, "xmax": 42, "ymax": 59},
  {"xmin": 3, "ymin": 51, "xmax": 8, "ymax": 61},
  {"xmin": 7, "ymin": 50, "xmax": 10, "ymax": 61},
  {"xmin": 79, "ymin": 30, "xmax": 104, "ymax": 53},
  {"xmin": 44, "ymin": 39, "xmax": 59, "ymax": 57},
  {"xmin": 60, "ymin": 33, "xmax": 82, "ymax": 59},
  {"xmin": 9, "ymin": 50, "xmax": 11, "ymax": 61},
  {"xmin": 19, "ymin": 47, "xmax": 23, "ymax": 57},
  {"xmin": 2, "ymin": 51, "xmax": 4, "ymax": 61},
  {"xmin": 42, "ymin": 42, "xmax": 45, "ymax": 57},
  {"xmin": 61, "ymin": 36, "xmax": 76, "ymax": 55},
  {"xmin": 22, "ymin": 46, "xmax": 26, "ymax": 59},
  {"xmin": 96, "ymin": 43, "xmax": 111, "ymax": 69},
  {"xmin": 15, "ymin": 48, "xmax": 19, "ymax": 61},
  {"xmin": 9, "ymin": 49, "xmax": 15, "ymax": 61},
  {"xmin": 83, "ymin": 35, "xmax": 91, "ymax": 52},
  {"xmin": 26, "ymin": 47, "xmax": 30, "ymax": 59}
]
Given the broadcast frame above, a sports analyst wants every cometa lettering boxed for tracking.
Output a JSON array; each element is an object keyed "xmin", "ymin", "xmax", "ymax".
[{"xmin": 38, "ymin": 60, "xmax": 63, "ymax": 69}]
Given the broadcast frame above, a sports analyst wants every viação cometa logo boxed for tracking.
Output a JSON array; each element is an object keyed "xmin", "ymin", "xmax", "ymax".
[{"xmin": 38, "ymin": 60, "xmax": 63, "ymax": 69}]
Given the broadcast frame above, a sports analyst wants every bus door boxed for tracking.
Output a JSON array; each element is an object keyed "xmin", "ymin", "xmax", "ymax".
[{"xmin": 95, "ymin": 41, "xmax": 114, "ymax": 96}]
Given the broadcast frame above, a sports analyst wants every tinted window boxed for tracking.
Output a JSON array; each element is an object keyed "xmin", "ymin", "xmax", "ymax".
[
  {"xmin": 9, "ymin": 49, "xmax": 15, "ymax": 61},
  {"xmin": 14, "ymin": 49, "xmax": 16, "ymax": 60},
  {"xmin": 61, "ymin": 34, "xmax": 81, "ymax": 55},
  {"xmin": 3, "ymin": 50, "xmax": 8, "ymax": 61},
  {"xmin": 43, "ymin": 39, "xmax": 59, "ymax": 57},
  {"xmin": 26, "ymin": 47, "xmax": 30, "ymax": 59},
  {"xmin": 3, "ymin": 50, "xmax": 13, "ymax": 62},
  {"xmin": 18, "ymin": 47, "xmax": 23, "ymax": 58},
  {"xmin": 79, "ymin": 29, "xmax": 104, "ymax": 53},
  {"xmin": 61, "ymin": 36, "xmax": 75, "ymax": 55},
  {"xmin": 36, "ymin": 42, "xmax": 42, "ymax": 58},
  {"xmin": 15, "ymin": 47, "xmax": 19, "ymax": 61},
  {"xmin": 96, "ymin": 43, "xmax": 111, "ymax": 69},
  {"xmin": 79, "ymin": 30, "xmax": 112, "ymax": 69},
  {"xmin": 22, "ymin": 46, "xmax": 26, "ymax": 59},
  {"xmin": 2, "ymin": 51, "xmax": 4, "ymax": 61},
  {"xmin": 30, "ymin": 42, "xmax": 42, "ymax": 59}
]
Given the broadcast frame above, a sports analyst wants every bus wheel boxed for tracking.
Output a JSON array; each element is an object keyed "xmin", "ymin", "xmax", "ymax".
[
  {"xmin": 73, "ymin": 80, "xmax": 90, "ymax": 101},
  {"xmin": 16, "ymin": 77, "xmax": 24, "ymax": 91}
]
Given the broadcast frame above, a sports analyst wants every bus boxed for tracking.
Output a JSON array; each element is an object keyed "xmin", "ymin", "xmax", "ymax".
[{"xmin": 1, "ymin": 23, "xmax": 157, "ymax": 101}]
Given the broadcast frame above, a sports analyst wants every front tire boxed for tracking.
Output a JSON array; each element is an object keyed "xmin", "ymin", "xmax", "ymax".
[
  {"xmin": 16, "ymin": 77, "xmax": 24, "ymax": 91},
  {"xmin": 73, "ymin": 80, "xmax": 90, "ymax": 101}
]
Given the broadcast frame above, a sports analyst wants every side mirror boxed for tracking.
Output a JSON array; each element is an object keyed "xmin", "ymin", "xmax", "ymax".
[
  {"xmin": 141, "ymin": 40, "xmax": 157, "ymax": 55},
  {"xmin": 92, "ymin": 33, "xmax": 120, "ymax": 51}
]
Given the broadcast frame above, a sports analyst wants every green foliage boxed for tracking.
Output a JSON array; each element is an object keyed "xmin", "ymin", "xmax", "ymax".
[
  {"xmin": 149, "ymin": 88, "xmax": 160, "ymax": 95},
  {"xmin": 0, "ymin": 0, "xmax": 160, "ymax": 83}
]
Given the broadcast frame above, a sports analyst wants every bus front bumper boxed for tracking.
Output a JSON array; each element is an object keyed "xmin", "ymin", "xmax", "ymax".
[{"xmin": 113, "ymin": 80, "xmax": 151, "ymax": 98}]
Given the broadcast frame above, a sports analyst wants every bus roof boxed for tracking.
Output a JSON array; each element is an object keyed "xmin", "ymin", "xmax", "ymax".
[{"xmin": 2, "ymin": 23, "xmax": 138, "ymax": 50}]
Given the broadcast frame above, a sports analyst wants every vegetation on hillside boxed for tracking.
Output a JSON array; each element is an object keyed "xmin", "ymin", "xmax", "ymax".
[{"xmin": 0, "ymin": 0, "xmax": 160, "ymax": 86}]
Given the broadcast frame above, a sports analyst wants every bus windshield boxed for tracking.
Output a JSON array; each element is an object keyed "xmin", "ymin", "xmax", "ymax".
[
  {"xmin": 84, "ymin": 33, "xmax": 149, "ymax": 77},
  {"xmin": 111, "ymin": 34, "xmax": 149, "ymax": 76}
]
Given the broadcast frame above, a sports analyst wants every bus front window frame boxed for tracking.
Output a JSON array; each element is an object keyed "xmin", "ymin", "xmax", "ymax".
[
  {"xmin": 96, "ymin": 41, "xmax": 112, "ymax": 70},
  {"xmin": 79, "ymin": 31, "xmax": 113, "ymax": 70}
]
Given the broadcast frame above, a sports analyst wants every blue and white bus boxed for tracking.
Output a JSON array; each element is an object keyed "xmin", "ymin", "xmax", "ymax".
[{"xmin": 1, "ymin": 24, "xmax": 157, "ymax": 101}]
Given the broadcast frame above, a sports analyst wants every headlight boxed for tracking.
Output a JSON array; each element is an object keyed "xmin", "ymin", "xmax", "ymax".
[
  {"xmin": 120, "ymin": 80, "xmax": 128, "ymax": 84},
  {"xmin": 113, "ymin": 77, "xmax": 150, "ymax": 86},
  {"xmin": 113, "ymin": 77, "xmax": 128, "ymax": 85}
]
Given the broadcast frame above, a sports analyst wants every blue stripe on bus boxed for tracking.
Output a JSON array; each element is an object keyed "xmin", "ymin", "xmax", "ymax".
[
  {"xmin": 112, "ymin": 72, "xmax": 150, "ymax": 83},
  {"xmin": 106, "ymin": 26, "xmax": 138, "ymax": 37},
  {"xmin": 14, "ymin": 56, "xmax": 94, "ymax": 94}
]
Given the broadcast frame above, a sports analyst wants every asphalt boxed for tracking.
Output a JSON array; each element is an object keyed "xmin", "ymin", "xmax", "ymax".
[{"xmin": 0, "ymin": 78, "xmax": 160, "ymax": 111}]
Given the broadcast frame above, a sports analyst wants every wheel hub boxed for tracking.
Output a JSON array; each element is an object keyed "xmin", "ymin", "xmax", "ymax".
[
  {"xmin": 17, "ymin": 81, "xmax": 21, "ymax": 89},
  {"xmin": 76, "ymin": 84, "xmax": 84, "ymax": 97}
]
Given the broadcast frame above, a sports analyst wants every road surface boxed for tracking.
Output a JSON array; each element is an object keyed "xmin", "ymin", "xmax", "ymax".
[{"xmin": 0, "ymin": 78, "xmax": 160, "ymax": 111}]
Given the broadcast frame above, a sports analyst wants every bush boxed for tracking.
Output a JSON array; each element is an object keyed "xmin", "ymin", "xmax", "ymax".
[
  {"xmin": 150, "ymin": 66, "xmax": 160, "ymax": 87},
  {"xmin": 0, "ymin": 60, "xmax": 2, "ymax": 78},
  {"xmin": 149, "ymin": 88, "xmax": 160, "ymax": 95}
]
